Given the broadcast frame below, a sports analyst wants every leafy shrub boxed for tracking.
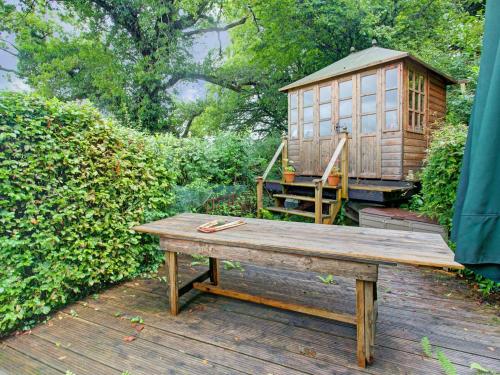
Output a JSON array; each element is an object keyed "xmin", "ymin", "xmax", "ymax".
[
  {"xmin": 417, "ymin": 122, "xmax": 468, "ymax": 230},
  {"xmin": 0, "ymin": 93, "xmax": 175, "ymax": 334}
]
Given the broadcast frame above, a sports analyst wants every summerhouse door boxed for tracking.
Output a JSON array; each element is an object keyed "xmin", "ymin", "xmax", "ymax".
[
  {"xmin": 300, "ymin": 89, "xmax": 318, "ymax": 175},
  {"xmin": 357, "ymin": 72, "xmax": 381, "ymax": 178}
]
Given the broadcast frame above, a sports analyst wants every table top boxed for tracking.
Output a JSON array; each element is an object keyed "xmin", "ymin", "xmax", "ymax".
[{"xmin": 133, "ymin": 213, "xmax": 463, "ymax": 269}]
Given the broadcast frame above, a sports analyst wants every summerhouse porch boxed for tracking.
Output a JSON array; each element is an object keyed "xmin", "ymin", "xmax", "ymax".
[{"xmin": 2, "ymin": 254, "xmax": 498, "ymax": 374}]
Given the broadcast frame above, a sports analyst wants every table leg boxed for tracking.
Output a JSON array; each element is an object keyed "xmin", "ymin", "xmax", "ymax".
[
  {"xmin": 356, "ymin": 280, "xmax": 376, "ymax": 367},
  {"xmin": 356, "ymin": 280, "xmax": 367, "ymax": 368},
  {"xmin": 209, "ymin": 257, "xmax": 220, "ymax": 285},
  {"xmin": 167, "ymin": 251, "xmax": 179, "ymax": 315}
]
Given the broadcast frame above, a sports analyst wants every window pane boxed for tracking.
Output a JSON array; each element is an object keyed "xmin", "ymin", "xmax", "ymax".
[
  {"xmin": 420, "ymin": 114, "xmax": 425, "ymax": 129},
  {"xmin": 320, "ymin": 120, "xmax": 331, "ymax": 137},
  {"xmin": 409, "ymin": 71, "xmax": 414, "ymax": 89},
  {"xmin": 339, "ymin": 80, "xmax": 352, "ymax": 99},
  {"xmin": 409, "ymin": 91, "xmax": 413, "ymax": 110},
  {"xmin": 339, "ymin": 118, "xmax": 352, "ymax": 133},
  {"xmin": 420, "ymin": 94, "xmax": 425, "ymax": 112},
  {"xmin": 304, "ymin": 106, "xmax": 313, "ymax": 122},
  {"xmin": 362, "ymin": 94, "xmax": 376, "ymax": 113},
  {"xmin": 418, "ymin": 75, "xmax": 424, "ymax": 92},
  {"xmin": 409, "ymin": 112, "xmax": 414, "ymax": 129},
  {"xmin": 290, "ymin": 108, "xmax": 298, "ymax": 123},
  {"xmin": 415, "ymin": 93, "xmax": 420, "ymax": 112},
  {"xmin": 320, "ymin": 103, "xmax": 331, "ymax": 119},
  {"xmin": 361, "ymin": 74, "xmax": 377, "ymax": 95},
  {"xmin": 361, "ymin": 114, "xmax": 377, "ymax": 133},
  {"xmin": 386, "ymin": 68, "xmax": 398, "ymax": 90},
  {"xmin": 290, "ymin": 92, "xmax": 298, "ymax": 109},
  {"xmin": 385, "ymin": 110, "xmax": 398, "ymax": 130},
  {"xmin": 339, "ymin": 99, "xmax": 352, "ymax": 117},
  {"xmin": 291, "ymin": 124, "xmax": 298, "ymax": 139},
  {"xmin": 385, "ymin": 89, "xmax": 398, "ymax": 110},
  {"xmin": 303, "ymin": 90, "xmax": 314, "ymax": 107},
  {"xmin": 320, "ymin": 86, "xmax": 331, "ymax": 102},
  {"xmin": 303, "ymin": 123, "xmax": 314, "ymax": 139}
]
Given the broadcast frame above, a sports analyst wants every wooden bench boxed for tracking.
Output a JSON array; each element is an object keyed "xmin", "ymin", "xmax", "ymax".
[{"xmin": 133, "ymin": 213, "xmax": 462, "ymax": 368}]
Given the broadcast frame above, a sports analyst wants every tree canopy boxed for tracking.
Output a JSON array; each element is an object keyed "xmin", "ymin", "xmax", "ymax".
[{"xmin": 0, "ymin": 0, "xmax": 485, "ymax": 134}]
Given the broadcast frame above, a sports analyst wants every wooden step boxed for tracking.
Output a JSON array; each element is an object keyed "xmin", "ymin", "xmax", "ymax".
[
  {"xmin": 265, "ymin": 206, "xmax": 328, "ymax": 219},
  {"xmin": 266, "ymin": 179, "xmax": 340, "ymax": 189},
  {"xmin": 273, "ymin": 193, "xmax": 336, "ymax": 205}
]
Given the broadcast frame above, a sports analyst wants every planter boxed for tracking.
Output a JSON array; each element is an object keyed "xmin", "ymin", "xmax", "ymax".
[
  {"xmin": 283, "ymin": 171, "xmax": 296, "ymax": 183},
  {"xmin": 327, "ymin": 175, "xmax": 340, "ymax": 186}
]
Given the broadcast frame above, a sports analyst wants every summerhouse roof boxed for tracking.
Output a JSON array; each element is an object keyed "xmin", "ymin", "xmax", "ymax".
[{"xmin": 279, "ymin": 46, "xmax": 456, "ymax": 92}]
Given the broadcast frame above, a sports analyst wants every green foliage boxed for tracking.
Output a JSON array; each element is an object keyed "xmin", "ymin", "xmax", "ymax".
[
  {"xmin": 417, "ymin": 122, "xmax": 468, "ymax": 230},
  {"xmin": 458, "ymin": 268, "xmax": 500, "ymax": 298},
  {"xmin": 317, "ymin": 275, "xmax": 336, "ymax": 285},
  {"xmin": 470, "ymin": 362, "xmax": 499, "ymax": 375},
  {"xmin": 437, "ymin": 350, "xmax": 457, "ymax": 375},
  {"xmin": 421, "ymin": 336, "xmax": 433, "ymax": 358},
  {"xmin": 0, "ymin": 92, "xmax": 175, "ymax": 335}
]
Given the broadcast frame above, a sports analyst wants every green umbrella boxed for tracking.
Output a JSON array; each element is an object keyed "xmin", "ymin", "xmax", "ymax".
[{"xmin": 451, "ymin": 0, "xmax": 500, "ymax": 282}]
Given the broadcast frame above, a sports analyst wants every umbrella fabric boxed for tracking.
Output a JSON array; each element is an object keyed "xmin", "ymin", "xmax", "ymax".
[{"xmin": 451, "ymin": 0, "xmax": 500, "ymax": 282}]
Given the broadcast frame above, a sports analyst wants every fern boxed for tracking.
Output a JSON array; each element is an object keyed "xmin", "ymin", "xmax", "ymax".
[
  {"xmin": 437, "ymin": 350, "xmax": 457, "ymax": 375},
  {"xmin": 421, "ymin": 336, "xmax": 433, "ymax": 358}
]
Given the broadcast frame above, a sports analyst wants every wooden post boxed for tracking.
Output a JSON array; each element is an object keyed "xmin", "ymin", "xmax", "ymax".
[
  {"xmin": 314, "ymin": 179, "xmax": 323, "ymax": 224},
  {"xmin": 256, "ymin": 176, "xmax": 263, "ymax": 218},
  {"xmin": 341, "ymin": 131, "xmax": 349, "ymax": 199},
  {"xmin": 364, "ymin": 281, "xmax": 375, "ymax": 364},
  {"xmin": 209, "ymin": 257, "xmax": 220, "ymax": 286},
  {"xmin": 356, "ymin": 279, "xmax": 366, "ymax": 368},
  {"xmin": 167, "ymin": 251, "xmax": 179, "ymax": 316},
  {"xmin": 281, "ymin": 136, "xmax": 288, "ymax": 182}
]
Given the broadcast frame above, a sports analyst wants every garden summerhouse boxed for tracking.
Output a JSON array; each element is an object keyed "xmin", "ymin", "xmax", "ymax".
[{"xmin": 279, "ymin": 43, "xmax": 456, "ymax": 180}]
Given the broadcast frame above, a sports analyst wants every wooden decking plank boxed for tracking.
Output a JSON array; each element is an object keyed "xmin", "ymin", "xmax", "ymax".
[
  {"xmin": 60, "ymin": 305, "xmax": 308, "ymax": 375},
  {"xmin": 30, "ymin": 312, "xmax": 241, "ymax": 375},
  {"xmin": 87, "ymin": 288, "xmax": 370, "ymax": 374},
  {"xmin": 126, "ymin": 260, "xmax": 498, "ymax": 367},
  {"xmin": 4, "ymin": 333, "xmax": 121, "ymax": 375},
  {"xmin": 94, "ymin": 280, "xmax": 466, "ymax": 374},
  {"xmin": 0, "ymin": 345, "xmax": 62, "ymax": 375}
]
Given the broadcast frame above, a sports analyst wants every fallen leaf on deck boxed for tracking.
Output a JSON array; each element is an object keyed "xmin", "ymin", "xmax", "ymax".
[
  {"xmin": 57, "ymin": 356, "xmax": 66, "ymax": 360},
  {"xmin": 133, "ymin": 324, "xmax": 145, "ymax": 333},
  {"xmin": 488, "ymin": 347, "xmax": 495, "ymax": 352},
  {"xmin": 123, "ymin": 335, "xmax": 137, "ymax": 342},
  {"xmin": 202, "ymin": 359, "xmax": 208, "ymax": 365},
  {"xmin": 301, "ymin": 348, "xmax": 316, "ymax": 358}
]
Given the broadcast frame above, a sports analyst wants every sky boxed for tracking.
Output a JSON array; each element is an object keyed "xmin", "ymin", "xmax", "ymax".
[{"xmin": 0, "ymin": 4, "xmax": 230, "ymax": 102}]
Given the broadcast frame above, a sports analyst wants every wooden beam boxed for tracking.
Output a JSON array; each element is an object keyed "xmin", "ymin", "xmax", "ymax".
[
  {"xmin": 356, "ymin": 280, "xmax": 367, "ymax": 368},
  {"xmin": 209, "ymin": 257, "xmax": 220, "ymax": 285},
  {"xmin": 320, "ymin": 137, "xmax": 346, "ymax": 183},
  {"xmin": 167, "ymin": 251, "xmax": 179, "ymax": 316},
  {"xmin": 193, "ymin": 282, "xmax": 357, "ymax": 325},
  {"xmin": 341, "ymin": 131, "xmax": 349, "ymax": 199},
  {"xmin": 281, "ymin": 136, "xmax": 288, "ymax": 182},
  {"xmin": 256, "ymin": 176, "xmax": 263, "ymax": 218},
  {"xmin": 262, "ymin": 141, "xmax": 285, "ymax": 180},
  {"xmin": 364, "ymin": 281, "xmax": 375, "ymax": 364},
  {"xmin": 314, "ymin": 179, "xmax": 323, "ymax": 224},
  {"xmin": 178, "ymin": 270, "xmax": 211, "ymax": 296}
]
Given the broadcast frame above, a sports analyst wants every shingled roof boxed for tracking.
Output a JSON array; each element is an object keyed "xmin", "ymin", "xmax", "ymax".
[{"xmin": 279, "ymin": 46, "xmax": 456, "ymax": 92}]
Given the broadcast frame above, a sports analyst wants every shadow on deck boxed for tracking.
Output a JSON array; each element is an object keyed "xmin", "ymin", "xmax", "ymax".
[{"xmin": 1, "ymin": 255, "xmax": 499, "ymax": 374}]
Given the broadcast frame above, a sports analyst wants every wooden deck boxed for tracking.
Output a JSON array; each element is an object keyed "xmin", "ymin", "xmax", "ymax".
[{"xmin": 1, "ymin": 255, "xmax": 499, "ymax": 374}]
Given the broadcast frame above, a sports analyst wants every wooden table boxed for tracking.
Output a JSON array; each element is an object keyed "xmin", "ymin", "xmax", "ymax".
[{"xmin": 133, "ymin": 213, "xmax": 463, "ymax": 368}]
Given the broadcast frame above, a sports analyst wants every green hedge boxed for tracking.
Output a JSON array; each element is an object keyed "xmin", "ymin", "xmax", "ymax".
[
  {"xmin": 0, "ymin": 93, "xmax": 175, "ymax": 334},
  {"xmin": 417, "ymin": 122, "xmax": 468, "ymax": 230}
]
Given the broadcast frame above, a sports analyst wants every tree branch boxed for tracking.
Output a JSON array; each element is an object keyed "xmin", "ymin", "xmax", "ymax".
[
  {"xmin": 183, "ymin": 16, "xmax": 247, "ymax": 37},
  {"xmin": 0, "ymin": 65, "xmax": 19, "ymax": 75},
  {"xmin": 0, "ymin": 46, "xmax": 18, "ymax": 57},
  {"xmin": 181, "ymin": 108, "xmax": 204, "ymax": 138},
  {"xmin": 0, "ymin": 37, "xmax": 20, "ymax": 52}
]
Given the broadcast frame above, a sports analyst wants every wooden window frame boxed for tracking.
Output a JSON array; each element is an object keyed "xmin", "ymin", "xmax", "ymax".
[
  {"xmin": 359, "ymin": 71, "xmax": 378, "ymax": 135},
  {"xmin": 289, "ymin": 91, "xmax": 299, "ymax": 139},
  {"xmin": 407, "ymin": 68, "xmax": 426, "ymax": 134},
  {"xmin": 318, "ymin": 83, "xmax": 333, "ymax": 139},
  {"xmin": 383, "ymin": 65, "xmax": 400, "ymax": 132},
  {"xmin": 338, "ymin": 77, "xmax": 354, "ymax": 134},
  {"xmin": 301, "ymin": 88, "xmax": 315, "ymax": 140}
]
